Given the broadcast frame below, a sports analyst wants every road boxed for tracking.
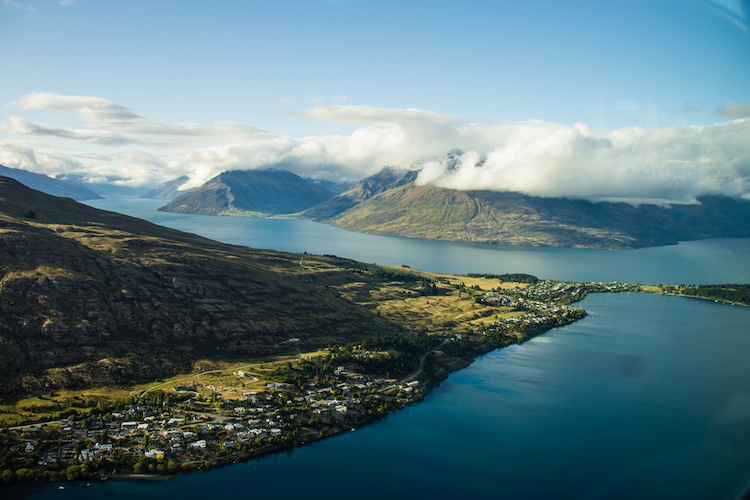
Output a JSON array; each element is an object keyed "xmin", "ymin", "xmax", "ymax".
[{"xmin": 403, "ymin": 338, "xmax": 448, "ymax": 382}]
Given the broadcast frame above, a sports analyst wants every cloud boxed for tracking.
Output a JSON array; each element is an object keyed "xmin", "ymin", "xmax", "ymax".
[
  {"xmin": 416, "ymin": 120, "xmax": 750, "ymax": 204},
  {"xmin": 718, "ymin": 102, "xmax": 750, "ymax": 119},
  {"xmin": 12, "ymin": 92, "xmax": 265, "ymax": 138},
  {"xmin": 0, "ymin": 141, "xmax": 41, "ymax": 169},
  {"xmin": 2, "ymin": 93, "xmax": 749, "ymax": 204},
  {"xmin": 4, "ymin": 115, "xmax": 138, "ymax": 146},
  {"xmin": 1, "ymin": 0, "xmax": 34, "ymax": 12}
]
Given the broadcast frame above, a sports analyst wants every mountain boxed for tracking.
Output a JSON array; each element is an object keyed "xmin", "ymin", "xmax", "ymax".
[
  {"xmin": 0, "ymin": 164, "xmax": 102, "ymax": 201},
  {"xmin": 141, "ymin": 175, "xmax": 192, "ymax": 200},
  {"xmin": 303, "ymin": 167, "xmax": 419, "ymax": 220},
  {"xmin": 159, "ymin": 169, "xmax": 335, "ymax": 215},
  {"xmin": 305, "ymin": 177, "xmax": 353, "ymax": 195},
  {"xmin": 306, "ymin": 175, "xmax": 750, "ymax": 249},
  {"xmin": 56, "ymin": 172, "xmax": 147, "ymax": 197},
  {"xmin": 0, "ymin": 176, "xmax": 405, "ymax": 399}
]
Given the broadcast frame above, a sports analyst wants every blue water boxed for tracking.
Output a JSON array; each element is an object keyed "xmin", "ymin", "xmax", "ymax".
[
  {"xmin": 86, "ymin": 197, "xmax": 750, "ymax": 285},
  {"xmin": 12, "ymin": 199, "xmax": 750, "ymax": 498}
]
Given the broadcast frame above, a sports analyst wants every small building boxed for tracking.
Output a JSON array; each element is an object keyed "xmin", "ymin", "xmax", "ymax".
[{"xmin": 189, "ymin": 440, "xmax": 207, "ymax": 450}]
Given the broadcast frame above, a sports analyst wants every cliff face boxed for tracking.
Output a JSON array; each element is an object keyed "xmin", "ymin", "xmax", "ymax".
[{"xmin": 0, "ymin": 177, "xmax": 401, "ymax": 399}]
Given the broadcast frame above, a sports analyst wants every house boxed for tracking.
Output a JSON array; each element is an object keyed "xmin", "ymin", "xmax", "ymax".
[
  {"xmin": 189, "ymin": 440, "xmax": 207, "ymax": 450},
  {"xmin": 79, "ymin": 449, "xmax": 94, "ymax": 462},
  {"xmin": 144, "ymin": 449, "xmax": 164, "ymax": 459},
  {"xmin": 94, "ymin": 443, "xmax": 113, "ymax": 454}
]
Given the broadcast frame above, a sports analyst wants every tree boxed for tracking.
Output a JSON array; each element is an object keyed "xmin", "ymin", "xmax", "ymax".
[
  {"xmin": 1, "ymin": 469, "xmax": 14, "ymax": 485},
  {"xmin": 65, "ymin": 465, "xmax": 82, "ymax": 481},
  {"xmin": 15, "ymin": 468, "xmax": 35, "ymax": 481}
]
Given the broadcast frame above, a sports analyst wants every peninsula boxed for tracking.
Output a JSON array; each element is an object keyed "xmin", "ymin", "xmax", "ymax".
[{"xmin": 0, "ymin": 273, "xmax": 636, "ymax": 484}]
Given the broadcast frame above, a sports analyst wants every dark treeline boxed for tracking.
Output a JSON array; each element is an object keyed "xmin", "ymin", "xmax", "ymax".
[{"xmin": 662, "ymin": 284, "xmax": 750, "ymax": 305}]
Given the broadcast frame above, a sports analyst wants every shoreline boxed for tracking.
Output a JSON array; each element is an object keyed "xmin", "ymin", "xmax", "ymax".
[{"xmin": 0, "ymin": 319, "xmax": 562, "ymax": 491}]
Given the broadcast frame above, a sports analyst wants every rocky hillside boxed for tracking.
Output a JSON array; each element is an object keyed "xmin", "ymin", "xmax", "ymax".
[
  {"xmin": 160, "ymin": 169, "xmax": 334, "ymax": 215},
  {"xmin": 0, "ymin": 176, "xmax": 406, "ymax": 400},
  {"xmin": 303, "ymin": 167, "xmax": 418, "ymax": 220},
  {"xmin": 306, "ymin": 172, "xmax": 750, "ymax": 249}
]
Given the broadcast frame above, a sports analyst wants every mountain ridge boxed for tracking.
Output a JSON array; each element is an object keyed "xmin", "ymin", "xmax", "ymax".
[
  {"xmin": 0, "ymin": 164, "xmax": 102, "ymax": 201},
  {"xmin": 159, "ymin": 169, "xmax": 334, "ymax": 215},
  {"xmin": 304, "ymin": 169, "xmax": 750, "ymax": 249}
]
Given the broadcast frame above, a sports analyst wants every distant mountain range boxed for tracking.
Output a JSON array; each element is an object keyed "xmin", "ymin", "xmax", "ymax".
[
  {"xmin": 8, "ymin": 161, "xmax": 749, "ymax": 250},
  {"xmin": 0, "ymin": 164, "xmax": 102, "ymax": 201},
  {"xmin": 159, "ymin": 165, "xmax": 750, "ymax": 249},
  {"xmin": 141, "ymin": 175, "xmax": 192, "ymax": 200},
  {"xmin": 159, "ymin": 169, "xmax": 335, "ymax": 215}
]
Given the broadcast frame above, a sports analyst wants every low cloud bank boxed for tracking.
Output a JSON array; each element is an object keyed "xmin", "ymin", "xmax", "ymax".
[
  {"xmin": 416, "ymin": 119, "xmax": 750, "ymax": 204},
  {"xmin": 1, "ymin": 94, "xmax": 748, "ymax": 204}
]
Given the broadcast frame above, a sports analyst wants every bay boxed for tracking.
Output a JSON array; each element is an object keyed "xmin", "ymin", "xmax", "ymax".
[{"xmin": 12, "ymin": 198, "xmax": 750, "ymax": 498}]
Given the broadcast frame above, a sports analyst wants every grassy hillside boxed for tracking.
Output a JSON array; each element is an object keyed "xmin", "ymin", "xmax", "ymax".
[
  {"xmin": 326, "ymin": 183, "xmax": 750, "ymax": 249},
  {"xmin": 0, "ymin": 176, "xmax": 409, "ymax": 400}
]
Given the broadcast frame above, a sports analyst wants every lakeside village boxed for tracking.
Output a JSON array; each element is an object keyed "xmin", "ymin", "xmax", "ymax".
[{"xmin": 0, "ymin": 279, "xmax": 638, "ymax": 485}]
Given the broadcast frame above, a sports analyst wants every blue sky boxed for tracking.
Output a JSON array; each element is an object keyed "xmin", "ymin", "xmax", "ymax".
[{"xmin": 1, "ymin": 0, "xmax": 749, "ymax": 203}]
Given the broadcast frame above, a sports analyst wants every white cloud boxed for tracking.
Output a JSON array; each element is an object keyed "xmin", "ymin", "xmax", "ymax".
[
  {"xmin": 2, "ymin": 93, "xmax": 749, "ymax": 204},
  {"xmin": 1, "ymin": 0, "xmax": 34, "ymax": 12},
  {"xmin": 0, "ymin": 141, "xmax": 41, "ymax": 169},
  {"xmin": 718, "ymin": 103, "xmax": 750, "ymax": 119},
  {"xmin": 12, "ymin": 92, "xmax": 265, "ymax": 138},
  {"xmin": 416, "ymin": 119, "xmax": 750, "ymax": 204}
]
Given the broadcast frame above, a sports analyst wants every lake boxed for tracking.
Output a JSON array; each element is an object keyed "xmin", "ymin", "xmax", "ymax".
[
  {"xmin": 88, "ymin": 197, "xmax": 750, "ymax": 285},
  {"xmin": 11, "ymin": 198, "xmax": 750, "ymax": 498}
]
